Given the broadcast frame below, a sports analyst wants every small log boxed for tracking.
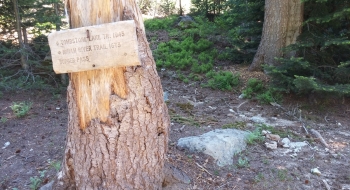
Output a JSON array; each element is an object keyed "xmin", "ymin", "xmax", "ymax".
[{"xmin": 310, "ymin": 129, "xmax": 329, "ymax": 147}]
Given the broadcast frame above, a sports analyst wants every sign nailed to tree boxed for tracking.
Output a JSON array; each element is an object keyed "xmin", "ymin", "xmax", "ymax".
[{"xmin": 48, "ymin": 20, "xmax": 140, "ymax": 74}]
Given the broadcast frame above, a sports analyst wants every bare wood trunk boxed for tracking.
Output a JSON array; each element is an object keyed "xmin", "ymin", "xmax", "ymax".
[
  {"xmin": 52, "ymin": 0, "xmax": 169, "ymax": 189},
  {"xmin": 249, "ymin": 0, "xmax": 303, "ymax": 71},
  {"xmin": 12, "ymin": 0, "xmax": 29, "ymax": 70}
]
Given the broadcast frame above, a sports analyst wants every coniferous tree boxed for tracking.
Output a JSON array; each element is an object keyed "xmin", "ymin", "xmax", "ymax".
[
  {"xmin": 219, "ymin": 0, "xmax": 264, "ymax": 63},
  {"xmin": 266, "ymin": 0, "xmax": 350, "ymax": 96}
]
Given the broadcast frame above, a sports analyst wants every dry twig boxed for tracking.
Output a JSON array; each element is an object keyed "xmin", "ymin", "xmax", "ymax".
[
  {"xmin": 195, "ymin": 162, "xmax": 212, "ymax": 176},
  {"xmin": 322, "ymin": 179, "xmax": 331, "ymax": 190}
]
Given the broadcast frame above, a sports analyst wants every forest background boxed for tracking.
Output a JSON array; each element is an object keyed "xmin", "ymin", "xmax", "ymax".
[{"xmin": 0, "ymin": 0, "xmax": 349, "ymax": 106}]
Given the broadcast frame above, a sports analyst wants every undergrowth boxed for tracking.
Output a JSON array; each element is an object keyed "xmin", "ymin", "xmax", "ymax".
[
  {"xmin": 148, "ymin": 16, "xmax": 241, "ymax": 91},
  {"xmin": 242, "ymin": 78, "xmax": 282, "ymax": 104}
]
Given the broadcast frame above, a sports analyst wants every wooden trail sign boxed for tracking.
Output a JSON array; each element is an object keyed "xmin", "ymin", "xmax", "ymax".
[{"xmin": 48, "ymin": 20, "xmax": 140, "ymax": 74}]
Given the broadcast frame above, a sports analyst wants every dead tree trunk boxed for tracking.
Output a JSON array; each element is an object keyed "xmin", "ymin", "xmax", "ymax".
[
  {"xmin": 52, "ymin": 0, "xmax": 169, "ymax": 189},
  {"xmin": 249, "ymin": 0, "xmax": 303, "ymax": 71}
]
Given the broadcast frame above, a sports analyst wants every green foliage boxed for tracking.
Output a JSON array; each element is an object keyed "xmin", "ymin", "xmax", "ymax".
[
  {"xmin": 0, "ymin": 0, "xmax": 64, "ymax": 36},
  {"xmin": 10, "ymin": 101, "xmax": 32, "ymax": 118},
  {"xmin": 237, "ymin": 156, "xmax": 249, "ymax": 168},
  {"xmin": 222, "ymin": 121, "xmax": 246, "ymax": 130},
  {"xmin": 154, "ymin": 36, "xmax": 214, "ymax": 71},
  {"xmin": 1, "ymin": 117, "xmax": 7, "ymax": 123},
  {"xmin": 29, "ymin": 170, "xmax": 47, "ymax": 190},
  {"xmin": 254, "ymin": 173, "xmax": 265, "ymax": 183},
  {"xmin": 242, "ymin": 78, "xmax": 282, "ymax": 104},
  {"xmin": 49, "ymin": 160, "xmax": 61, "ymax": 172},
  {"xmin": 277, "ymin": 169, "xmax": 288, "ymax": 181},
  {"xmin": 256, "ymin": 124, "xmax": 301, "ymax": 140},
  {"xmin": 0, "ymin": 73, "xmax": 53, "ymax": 91},
  {"xmin": 144, "ymin": 16, "xmax": 177, "ymax": 31},
  {"xmin": 242, "ymin": 78, "xmax": 264, "ymax": 98},
  {"xmin": 137, "ymin": 0, "xmax": 152, "ymax": 14},
  {"xmin": 266, "ymin": 57, "xmax": 350, "ymax": 96},
  {"xmin": 29, "ymin": 177, "xmax": 41, "ymax": 190},
  {"xmin": 202, "ymin": 71, "xmax": 240, "ymax": 91},
  {"xmin": 218, "ymin": 0, "xmax": 265, "ymax": 63},
  {"xmin": 171, "ymin": 115, "xmax": 200, "ymax": 127},
  {"xmin": 266, "ymin": 0, "xmax": 350, "ymax": 97},
  {"xmin": 0, "ymin": 0, "xmax": 66, "ymax": 92},
  {"xmin": 245, "ymin": 128, "xmax": 264, "ymax": 145},
  {"xmin": 159, "ymin": 0, "xmax": 176, "ymax": 16}
]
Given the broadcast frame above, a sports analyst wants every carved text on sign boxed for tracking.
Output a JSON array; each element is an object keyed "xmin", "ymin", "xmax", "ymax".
[{"xmin": 48, "ymin": 20, "xmax": 140, "ymax": 74}]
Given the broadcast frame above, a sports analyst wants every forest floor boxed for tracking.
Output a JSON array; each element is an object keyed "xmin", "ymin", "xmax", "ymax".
[{"xmin": 0, "ymin": 65, "xmax": 350, "ymax": 190}]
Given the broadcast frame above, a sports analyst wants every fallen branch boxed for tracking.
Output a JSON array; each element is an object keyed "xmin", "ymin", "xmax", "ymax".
[
  {"xmin": 302, "ymin": 124, "xmax": 309, "ymax": 135},
  {"xmin": 195, "ymin": 162, "xmax": 212, "ymax": 176},
  {"xmin": 322, "ymin": 179, "xmax": 331, "ymax": 190},
  {"xmin": 236, "ymin": 100, "xmax": 248, "ymax": 113},
  {"xmin": 310, "ymin": 129, "xmax": 329, "ymax": 147}
]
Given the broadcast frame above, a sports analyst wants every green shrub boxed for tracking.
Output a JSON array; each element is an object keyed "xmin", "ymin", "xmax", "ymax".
[
  {"xmin": 29, "ymin": 176, "xmax": 41, "ymax": 190},
  {"xmin": 237, "ymin": 156, "xmax": 249, "ymax": 168},
  {"xmin": 154, "ymin": 37, "xmax": 215, "ymax": 71},
  {"xmin": 144, "ymin": 16, "xmax": 177, "ymax": 31},
  {"xmin": 0, "ymin": 74, "xmax": 52, "ymax": 91},
  {"xmin": 242, "ymin": 78, "xmax": 264, "ymax": 98},
  {"xmin": 10, "ymin": 101, "xmax": 32, "ymax": 118},
  {"xmin": 191, "ymin": 62, "xmax": 213, "ymax": 74},
  {"xmin": 265, "ymin": 1, "xmax": 350, "ymax": 97},
  {"xmin": 265, "ymin": 58, "xmax": 350, "ymax": 96},
  {"xmin": 242, "ymin": 78, "xmax": 282, "ymax": 104},
  {"xmin": 202, "ymin": 71, "xmax": 240, "ymax": 91},
  {"xmin": 245, "ymin": 128, "xmax": 264, "ymax": 145}
]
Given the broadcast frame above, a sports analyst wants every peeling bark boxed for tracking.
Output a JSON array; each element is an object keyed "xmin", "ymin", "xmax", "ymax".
[
  {"xmin": 249, "ymin": 0, "xmax": 303, "ymax": 71},
  {"xmin": 52, "ymin": 0, "xmax": 169, "ymax": 189}
]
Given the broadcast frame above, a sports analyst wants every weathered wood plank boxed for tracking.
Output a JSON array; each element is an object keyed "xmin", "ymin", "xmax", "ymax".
[{"xmin": 48, "ymin": 20, "xmax": 140, "ymax": 74}]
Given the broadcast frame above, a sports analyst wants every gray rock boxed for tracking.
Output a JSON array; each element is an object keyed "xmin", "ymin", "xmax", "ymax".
[
  {"xmin": 2, "ymin": 141, "xmax": 10, "ymax": 149},
  {"xmin": 177, "ymin": 129, "xmax": 248, "ymax": 166},
  {"xmin": 39, "ymin": 181, "xmax": 54, "ymax": 190},
  {"xmin": 162, "ymin": 163, "xmax": 191, "ymax": 190},
  {"xmin": 177, "ymin": 16, "xmax": 195, "ymax": 29},
  {"xmin": 250, "ymin": 116, "xmax": 267, "ymax": 124},
  {"xmin": 281, "ymin": 138, "xmax": 291, "ymax": 148},
  {"xmin": 289, "ymin": 141, "xmax": 308, "ymax": 149},
  {"xmin": 163, "ymin": 91, "xmax": 169, "ymax": 101},
  {"xmin": 265, "ymin": 141, "xmax": 278, "ymax": 150}
]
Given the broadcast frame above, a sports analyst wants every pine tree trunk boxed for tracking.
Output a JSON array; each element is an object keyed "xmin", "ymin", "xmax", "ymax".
[
  {"xmin": 52, "ymin": 0, "xmax": 169, "ymax": 189},
  {"xmin": 54, "ymin": 1, "xmax": 68, "ymax": 85},
  {"xmin": 12, "ymin": 0, "xmax": 28, "ymax": 70},
  {"xmin": 249, "ymin": 0, "xmax": 303, "ymax": 71}
]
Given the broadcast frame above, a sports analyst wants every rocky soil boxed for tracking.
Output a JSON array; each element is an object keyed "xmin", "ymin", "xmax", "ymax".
[{"xmin": 1, "ymin": 66, "xmax": 350, "ymax": 189}]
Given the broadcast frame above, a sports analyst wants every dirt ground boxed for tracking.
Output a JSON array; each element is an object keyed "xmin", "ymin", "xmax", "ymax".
[{"xmin": 0, "ymin": 66, "xmax": 350, "ymax": 190}]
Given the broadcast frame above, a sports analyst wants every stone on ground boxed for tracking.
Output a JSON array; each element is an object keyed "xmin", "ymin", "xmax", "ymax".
[{"xmin": 177, "ymin": 129, "xmax": 248, "ymax": 166}]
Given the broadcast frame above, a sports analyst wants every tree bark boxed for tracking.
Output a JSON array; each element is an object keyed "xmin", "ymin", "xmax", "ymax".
[
  {"xmin": 54, "ymin": 1, "xmax": 68, "ymax": 85},
  {"xmin": 52, "ymin": 0, "xmax": 169, "ymax": 189},
  {"xmin": 249, "ymin": 0, "xmax": 303, "ymax": 71},
  {"xmin": 12, "ymin": 0, "xmax": 29, "ymax": 70},
  {"xmin": 179, "ymin": 0, "xmax": 183, "ymax": 16}
]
